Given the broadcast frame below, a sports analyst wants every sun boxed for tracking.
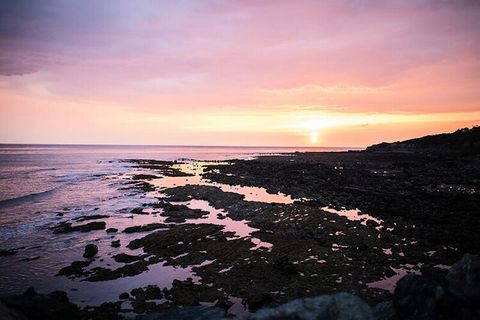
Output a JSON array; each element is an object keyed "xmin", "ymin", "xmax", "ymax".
[{"xmin": 309, "ymin": 131, "xmax": 319, "ymax": 144}]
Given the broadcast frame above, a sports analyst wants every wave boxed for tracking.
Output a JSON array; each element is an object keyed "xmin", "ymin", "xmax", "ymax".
[{"xmin": 0, "ymin": 189, "xmax": 56, "ymax": 208}]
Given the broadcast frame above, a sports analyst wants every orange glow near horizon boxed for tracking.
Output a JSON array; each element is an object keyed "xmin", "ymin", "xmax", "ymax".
[{"xmin": 0, "ymin": 1, "xmax": 479, "ymax": 147}]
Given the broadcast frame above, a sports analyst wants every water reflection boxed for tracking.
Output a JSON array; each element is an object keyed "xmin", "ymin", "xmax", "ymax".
[{"xmin": 151, "ymin": 162, "xmax": 294, "ymax": 204}]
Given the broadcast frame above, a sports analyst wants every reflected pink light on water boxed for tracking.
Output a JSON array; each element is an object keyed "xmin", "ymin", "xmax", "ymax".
[
  {"xmin": 367, "ymin": 264, "xmax": 421, "ymax": 293},
  {"xmin": 174, "ymin": 199, "xmax": 273, "ymax": 251},
  {"xmin": 152, "ymin": 162, "xmax": 294, "ymax": 204},
  {"xmin": 174, "ymin": 199, "xmax": 258, "ymax": 238},
  {"xmin": 321, "ymin": 206, "xmax": 382, "ymax": 226}
]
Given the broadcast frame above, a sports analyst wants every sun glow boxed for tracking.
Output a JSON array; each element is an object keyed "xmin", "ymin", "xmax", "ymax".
[{"xmin": 309, "ymin": 131, "xmax": 319, "ymax": 144}]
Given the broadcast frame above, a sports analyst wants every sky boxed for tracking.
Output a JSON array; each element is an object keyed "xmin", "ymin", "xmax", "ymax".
[{"xmin": 0, "ymin": 0, "xmax": 479, "ymax": 147}]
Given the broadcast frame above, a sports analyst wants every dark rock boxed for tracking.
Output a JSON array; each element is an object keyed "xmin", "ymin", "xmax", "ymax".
[
  {"xmin": 131, "ymin": 288, "xmax": 145, "ymax": 296},
  {"xmin": 393, "ymin": 274, "xmax": 459, "ymax": 320},
  {"xmin": 53, "ymin": 221, "xmax": 106, "ymax": 234},
  {"xmin": 123, "ymin": 223, "xmax": 167, "ymax": 233},
  {"xmin": 0, "ymin": 249, "xmax": 17, "ymax": 256},
  {"xmin": 21, "ymin": 256, "xmax": 40, "ymax": 262},
  {"xmin": 111, "ymin": 240, "xmax": 121, "ymax": 248},
  {"xmin": 273, "ymin": 256, "xmax": 298, "ymax": 276},
  {"xmin": 86, "ymin": 301, "xmax": 122, "ymax": 320},
  {"xmin": 144, "ymin": 285, "xmax": 162, "ymax": 300},
  {"xmin": 372, "ymin": 301, "xmax": 398, "ymax": 320},
  {"xmin": 112, "ymin": 253, "xmax": 145, "ymax": 263},
  {"xmin": 446, "ymin": 254, "xmax": 480, "ymax": 300},
  {"xmin": 85, "ymin": 260, "xmax": 149, "ymax": 281},
  {"xmin": 132, "ymin": 174, "xmax": 160, "ymax": 180},
  {"xmin": 241, "ymin": 293, "xmax": 374, "ymax": 319},
  {"xmin": 247, "ymin": 292, "xmax": 273, "ymax": 310},
  {"xmin": 56, "ymin": 260, "xmax": 92, "ymax": 277},
  {"xmin": 131, "ymin": 207, "xmax": 148, "ymax": 215},
  {"xmin": 156, "ymin": 202, "xmax": 209, "ymax": 223},
  {"xmin": 83, "ymin": 244, "xmax": 98, "ymax": 259},
  {"xmin": 119, "ymin": 292, "xmax": 129, "ymax": 300},
  {"xmin": 0, "ymin": 287, "xmax": 81, "ymax": 320},
  {"xmin": 76, "ymin": 214, "xmax": 109, "ymax": 222},
  {"xmin": 106, "ymin": 228, "xmax": 118, "ymax": 233},
  {"xmin": 137, "ymin": 306, "xmax": 225, "ymax": 320},
  {"xmin": 0, "ymin": 302, "xmax": 28, "ymax": 320},
  {"xmin": 214, "ymin": 299, "xmax": 233, "ymax": 310}
]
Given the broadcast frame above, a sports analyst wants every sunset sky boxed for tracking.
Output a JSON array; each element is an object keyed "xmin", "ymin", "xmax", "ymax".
[{"xmin": 1, "ymin": 0, "xmax": 479, "ymax": 147}]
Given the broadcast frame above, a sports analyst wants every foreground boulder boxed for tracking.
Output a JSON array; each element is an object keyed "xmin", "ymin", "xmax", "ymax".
[
  {"xmin": 393, "ymin": 274, "xmax": 458, "ymax": 320},
  {"xmin": 393, "ymin": 254, "xmax": 480, "ymax": 320},
  {"xmin": 241, "ymin": 293, "xmax": 374, "ymax": 320},
  {"xmin": 446, "ymin": 253, "xmax": 480, "ymax": 301}
]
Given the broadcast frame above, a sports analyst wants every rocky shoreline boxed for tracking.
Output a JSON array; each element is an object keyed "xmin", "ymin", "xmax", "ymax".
[
  {"xmin": 1, "ymin": 142, "xmax": 479, "ymax": 319},
  {"xmin": 1, "ymin": 254, "xmax": 479, "ymax": 319}
]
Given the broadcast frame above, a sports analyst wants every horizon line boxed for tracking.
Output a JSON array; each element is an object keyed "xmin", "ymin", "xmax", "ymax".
[{"xmin": 0, "ymin": 142, "xmax": 365, "ymax": 149}]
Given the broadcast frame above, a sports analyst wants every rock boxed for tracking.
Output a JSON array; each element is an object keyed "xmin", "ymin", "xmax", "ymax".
[
  {"xmin": 123, "ymin": 223, "xmax": 167, "ymax": 233},
  {"xmin": 241, "ymin": 293, "xmax": 374, "ymax": 320},
  {"xmin": 85, "ymin": 260, "xmax": 149, "ymax": 281},
  {"xmin": 446, "ymin": 254, "xmax": 480, "ymax": 300},
  {"xmin": 372, "ymin": 301, "xmax": 398, "ymax": 320},
  {"xmin": 111, "ymin": 240, "xmax": 121, "ymax": 248},
  {"xmin": 131, "ymin": 288, "xmax": 145, "ymax": 296},
  {"xmin": 131, "ymin": 207, "xmax": 147, "ymax": 215},
  {"xmin": 393, "ymin": 274, "xmax": 459, "ymax": 320},
  {"xmin": 82, "ymin": 244, "xmax": 98, "ymax": 259},
  {"xmin": 56, "ymin": 260, "xmax": 92, "ymax": 277},
  {"xmin": 247, "ymin": 292, "xmax": 273, "ymax": 310},
  {"xmin": 273, "ymin": 256, "xmax": 298, "ymax": 276},
  {"xmin": 137, "ymin": 305, "xmax": 226, "ymax": 320},
  {"xmin": 214, "ymin": 299, "xmax": 233, "ymax": 310},
  {"xmin": 0, "ymin": 302, "xmax": 28, "ymax": 320},
  {"xmin": 131, "ymin": 174, "xmax": 160, "ymax": 180},
  {"xmin": 119, "ymin": 292, "xmax": 129, "ymax": 300},
  {"xmin": 53, "ymin": 221, "xmax": 106, "ymax": 234},
  {"xmin": 113, "ymin": 253, "xmax": 145, "ymax": 263},
  {"xmin": 144, "ymin": 285, "xmax": 162, "ymax": 300},
  {"xmin": 0, "ymin": 249, "xmax": 17, "ymax": 256},
  {"xmin": 76, "ymin": 214, "xmax": 109, "ymax": 222},
  {"xmin": 0, "ymin": 287, "xmax": 81, "ymax": 320},
  {"xmin": 21, "ymin": 256, "xmax": 40, "ymax": 262},
  {"xmin": 106, "ymin": 228, "xmax": 118, "ymax": 233},
  {"xmin": 86, "ymin": 301, "xmax": 122, "ymax": 320}
]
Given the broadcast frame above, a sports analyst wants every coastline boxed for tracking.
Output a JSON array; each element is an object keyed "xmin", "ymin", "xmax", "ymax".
[{"xmin": 1, "ymin": 146, "xmax": 479, "ymax": 319}]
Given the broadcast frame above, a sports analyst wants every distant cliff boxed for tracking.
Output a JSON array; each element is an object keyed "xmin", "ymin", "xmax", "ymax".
[{"xmin": 366, "ymin": 126, "xmax": 480, "ymax": 154}]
